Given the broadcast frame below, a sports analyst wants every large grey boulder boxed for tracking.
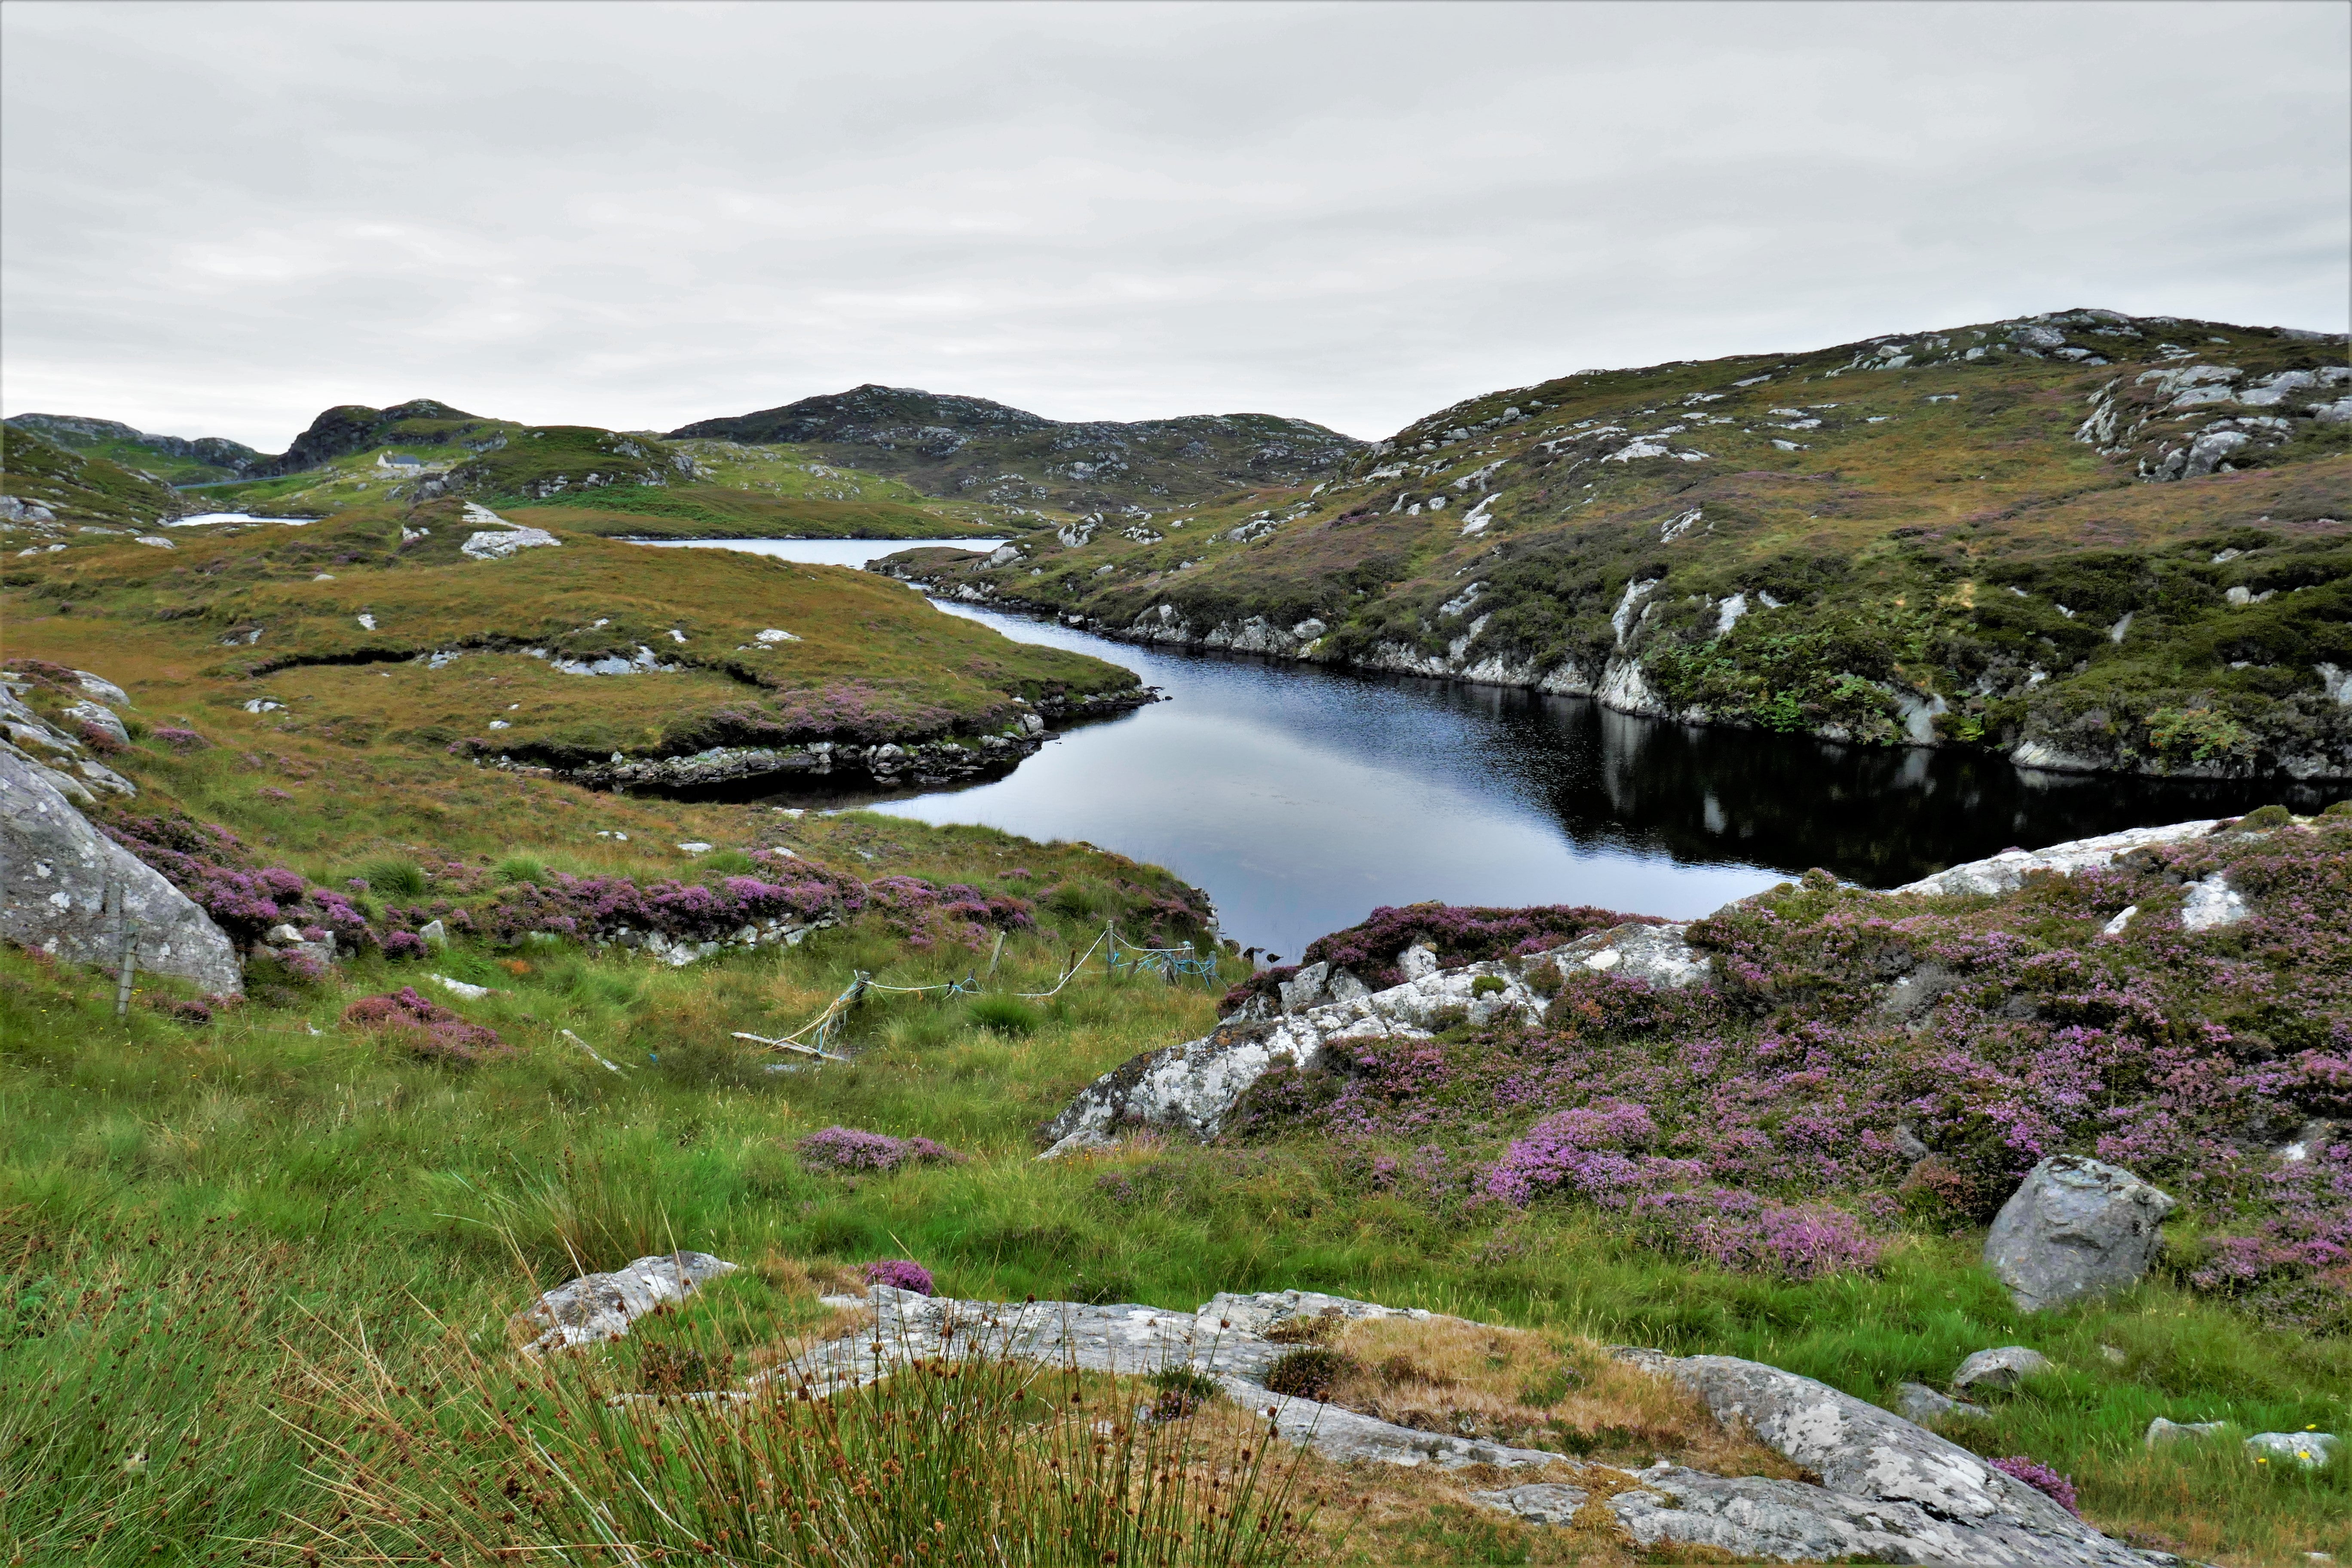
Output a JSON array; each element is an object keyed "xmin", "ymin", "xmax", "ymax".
[
  {"xmin": 1985, "ymin": 1157, "xmax": 2176, "ymax": 1312},
  {"xmin": 1038, "ymin": 922, "xmax": 1704, "ymax": 1155},
  {"xmin": 1, "ymin": 747, "xmax": 242, "ymax": 994},
  {"xmin": 513, "ymin": 1251, "xmax": 738, "ymax": 1354}
]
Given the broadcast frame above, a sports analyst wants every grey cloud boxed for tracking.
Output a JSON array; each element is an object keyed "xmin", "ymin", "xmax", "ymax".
[{"xmin": 3, "ymin": 1, "xmax": 2344, "ymax": 450}]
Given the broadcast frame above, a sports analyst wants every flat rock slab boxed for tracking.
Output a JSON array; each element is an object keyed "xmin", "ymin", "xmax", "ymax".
[{"xmin": 1664, "ymin": 1355, "xmax": 2169, "ymax": 1566}]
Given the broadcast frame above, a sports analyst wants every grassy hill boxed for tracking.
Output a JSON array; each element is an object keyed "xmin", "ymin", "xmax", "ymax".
[
  {"xmin": 0, "ymin": 423, "xmax": 193, "ymax": 529},
  {"xmin": 2, "ymin": 413, "xmax": 267, "ymax": 486},
  {"xmin": 168, "ymin": 401, "xmax": 1019, "ymax": 539},
  {"xmin": 878, "ymin": 310, "xmax": 2352, "ymax": 782},
  {"xmin": 671, "ymin": 383, "xmax": 1366, "ymax": 520}
]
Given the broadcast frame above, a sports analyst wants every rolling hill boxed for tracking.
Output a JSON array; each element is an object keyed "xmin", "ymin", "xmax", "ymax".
[{"xmin": 875, "ymin": 309, "xmax": 2352, "ymax": 781}]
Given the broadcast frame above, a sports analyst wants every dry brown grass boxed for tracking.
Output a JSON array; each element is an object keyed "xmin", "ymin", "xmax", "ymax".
[{"xmin": 1323, "ymin": 1315, "xmax": 1804, "ymax": 1481}]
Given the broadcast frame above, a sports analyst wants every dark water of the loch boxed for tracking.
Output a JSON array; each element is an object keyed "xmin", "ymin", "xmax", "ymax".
[{"xmin": 640, "ymin": 540, "xmax": 2344, "ymax": 958}]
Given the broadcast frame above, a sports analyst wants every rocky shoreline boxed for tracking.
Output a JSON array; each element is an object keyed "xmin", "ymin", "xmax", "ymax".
[{"xmin": 873, "ymin": 558, "xmax": 2352, "ymax": 784}]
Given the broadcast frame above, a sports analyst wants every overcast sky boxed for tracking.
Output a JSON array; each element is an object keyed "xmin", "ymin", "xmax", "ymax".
[{"xmin": 3, "ymin": 1, "xmax": 2345, "ymax": 451}]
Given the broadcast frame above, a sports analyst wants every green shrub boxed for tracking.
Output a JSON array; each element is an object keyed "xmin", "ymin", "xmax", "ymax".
[
  {"xmin": 494, "ymin": 855, "xmax": 548, "ymax": 885},
  {"xmin": 700, "ymin": 848, "xmax": 757, "ymax": 874},
  {"xmin": 2236, "ymin": 805, "xmax": 2294, "ymax": 831},
  {"xmin": 1470, "ymin": 975, "xmax": 1508, "ymax": 998}
]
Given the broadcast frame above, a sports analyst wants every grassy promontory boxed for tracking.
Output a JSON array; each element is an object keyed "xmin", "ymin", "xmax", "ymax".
[{"xmin": 2, "ymin": 496, "xmax": 1141, "ymax": 787}]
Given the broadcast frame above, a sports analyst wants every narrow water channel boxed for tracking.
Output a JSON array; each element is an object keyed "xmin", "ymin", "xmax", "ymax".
[{"xmin": 639, "ymin": 540, "xmax": 2337, "ymax": 956}]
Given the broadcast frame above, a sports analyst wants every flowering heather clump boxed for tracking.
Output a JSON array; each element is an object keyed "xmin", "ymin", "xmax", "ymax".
[
  {"xmin": 863, "ymin": 1259, "xmax": 936, "ymax": 1296},
  {"xmin": 151, "ymin": 726, "xmax": 210, "ymax": 751},
  {"xmin": 380, "ymin": 931, "xmax": 427, "ymax": 960},
  {"xmin": 1233, "ymin": 822, "xmax": 2352, "ymax": 1317},
  {"xmin": 74, "ymin": 722, "xmax": 126, "ymax": 755},
  {"xmin": 864, "ymin": 876, "xmax": 1035, "ymax": 952},
  {"xmin": 1987, "ymin": 1457, "xmax": 2080, "ymax": 1515},
  {"xmin": 341, "ymin": 986, "xmax": 510, "ymax": 1065},
  {"xmin": 796, "ymin": 1125, "xmax": 964, "ymax": 1174},
  {"xmin": 1225, "ymin": 900, "xmax": 1649, "ymax": 1009}
]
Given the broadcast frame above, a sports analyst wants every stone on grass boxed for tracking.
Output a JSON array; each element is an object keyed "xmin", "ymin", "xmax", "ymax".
[
  {"xmin": 1, "ymin": 747, "xmax": 242, "ymax": 994},
  {"xmin": 1896, "ymin": 1381, "xmax": 1988, "ymax": 1422},
  {"xmin": 419, "ymin": 918, "xmax": 448, "ymax": 948},
  {"xmin": 2179, "ymin": 873, "xmax": 2250, "ymax": 932},
  {"xmin": 2244, "ymin": 1431, "xmax": 2341, "ymax": 1467},
  {"xmin": 1953, "ymin": 1346, "xmax": 2055, "ymax": 1394},
  {"xmin": 2144, "ymin": 1417, "xmax": 2225, "ymax": 1447},
  {"xmin": 513, "ymin": 1252, "xmax": 737, "ymax": 1354},
  {"xmin": 1985, "ymin": 1156, "xmax": 2175, "ymax": 1312}
]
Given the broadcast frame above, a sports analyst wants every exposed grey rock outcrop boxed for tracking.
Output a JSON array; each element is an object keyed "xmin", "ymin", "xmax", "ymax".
[
  {"xmin": 1985, "ymin": 1156, "xmax": 2176, "ymax": 1311},
  {"xmin": 1038, "ymin": 922, "xmax": 1703, "ymax": 1153},
  {"xmin": 1661, "ymin": 1355, "xmax": 2168, "ymax": 1565},
  {"xmin": 2177, "ymin": 873, "xmax": 2250, "ymax": 931},
  {"xmin": 1893, "ymin": 821, "xmax": 2220, "ymax": 898},
  {"xmin": 1, "ymin": 746, "xmax": 242, "ymax": 994},
  {"xmin": 513, "ymin": 1251, "xmax": 738, "ymax": 1354}
]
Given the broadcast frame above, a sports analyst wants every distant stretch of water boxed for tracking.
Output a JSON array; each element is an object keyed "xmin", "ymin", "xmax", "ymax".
[
  {"xmin": 635, "ymin": 537, "xmax": 1006, "ymax": 570},
  {"xmin": 168, "ymin": 512, "xmax": 318, "ymax": 527},
  {"xmin": 638, "ymin": 538, "xmax": 2336, "ymax": 957}
]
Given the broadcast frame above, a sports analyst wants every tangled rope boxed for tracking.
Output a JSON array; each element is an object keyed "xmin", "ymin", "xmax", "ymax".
[{"xmin": 737, "ymin": 923, "xmax": 1221, "ymax": 1061}]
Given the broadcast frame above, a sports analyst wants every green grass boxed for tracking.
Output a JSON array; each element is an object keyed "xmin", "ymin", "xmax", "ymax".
[{"xmin": 4, "ymin": 887, "xmax": 2346, "ymax": 1564}]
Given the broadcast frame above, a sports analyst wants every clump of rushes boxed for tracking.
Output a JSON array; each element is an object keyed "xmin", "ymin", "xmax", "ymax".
[
  {"xmin": 1262, "ymin": 1347, "xmax": 1355, "ymax": 1401},
  {"xmin": 297, "ymin": 1305, "xmax": 1314, "ymax": 1567},
  {"xmin": 968, "ymin": 994, "xmax": 1042, "ymax": 1035}
]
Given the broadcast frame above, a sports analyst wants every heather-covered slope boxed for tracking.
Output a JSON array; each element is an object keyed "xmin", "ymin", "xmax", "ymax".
[
  {"xmin": 671, "ymin": 383, "xmax": 1366, "ymax": 518},
  {"xmin": 879, "ymin": 309, "xmax": 2352, "ymax": 781}
]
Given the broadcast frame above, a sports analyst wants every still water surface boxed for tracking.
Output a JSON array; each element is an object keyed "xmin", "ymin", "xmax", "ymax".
[
  {"xmin": 652, "ymin": 539, "xmax": 2338, "ymax": 956},
  {"xmin": 637, "ymin": 538, "xmax": 1006, "ymax": 568}
]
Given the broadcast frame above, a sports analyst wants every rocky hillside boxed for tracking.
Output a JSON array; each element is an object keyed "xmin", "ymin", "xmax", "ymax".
[
  {"xmin": 670, "ymin": 383, "xmax": 1365, "ymax": 518},
  {"xmin": 877, "ymin": 309, "xmax": 2352, "ymax": 782},
  {"xmin": 3, "ymin": 413, "xmax": 267, "ymax": 485},
  {"xmin": 0, "ymin": 423, "xmax": 193, "ymax": 530}
]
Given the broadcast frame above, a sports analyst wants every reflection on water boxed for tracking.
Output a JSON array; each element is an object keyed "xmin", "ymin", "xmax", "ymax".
[{"xmin": 643, "ymin": 541, "xmax": 2344, "ymax": 955}]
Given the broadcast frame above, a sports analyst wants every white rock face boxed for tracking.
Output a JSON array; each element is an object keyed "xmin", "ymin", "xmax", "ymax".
[
  {"xmin": 512, "ymin": 1252, "xmax": 738, "ymax": 1354},
  {"xmin": 2178, "ymin": 873, "xmax": 2249, "ymax": 931},
  {"xmin": 1892, "ymin": 821, "xmax": 2220, "ymax": 898},
  {"xmin": 2144, "ymin": 1417, "xmax": 2224, "ymax": 1447},
  {"xmin": 1038, "ymin": 922, "xmax": 1704, "ymax": 1154},
  {"xmin": 461, "ymin": 524, "xmax": 561, "ymax": 560},
  {"xmin": 61, "ymin": 701, "xmax": 128, "ymax": 746},
  {"xmin": 1, "ymin": 746, "xmax": 242, "ymax": 995}
]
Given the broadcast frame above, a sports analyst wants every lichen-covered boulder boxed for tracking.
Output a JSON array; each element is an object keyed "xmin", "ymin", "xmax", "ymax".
[
  {"xmin": 1893, "ymin": 821, "xmax": 2219, "ymax": 898},
  {"xmin": 1, "ymin": 747, "xmax": 242, "ymax": 994},
  {"xmin": 1952, "ymin": 1345, "xmax": 2055, "ymax": 1393},
  {"xmin": 1985, "ymin": 1156, "xmax": 2176, "ymax": 1312}
]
